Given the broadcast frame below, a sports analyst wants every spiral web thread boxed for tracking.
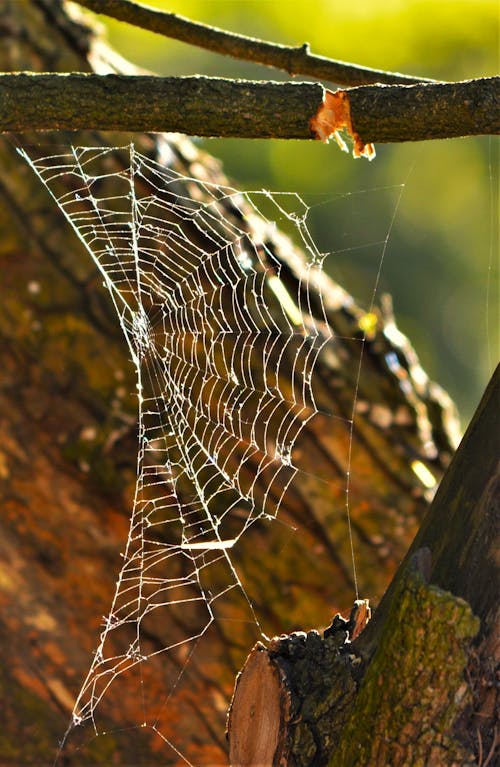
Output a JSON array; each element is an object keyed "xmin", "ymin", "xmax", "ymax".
[{"xmin": 20, "ymin": 144, "xmax": 355, "ymax": 744}]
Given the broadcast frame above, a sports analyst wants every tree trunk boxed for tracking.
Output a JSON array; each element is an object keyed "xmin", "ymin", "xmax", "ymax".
[{"xmin": 0, "ymin": 1, "xmax": 465, "ymax": 764}]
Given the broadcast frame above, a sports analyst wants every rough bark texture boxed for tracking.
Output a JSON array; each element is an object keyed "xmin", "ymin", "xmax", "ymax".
[
  {"xmin": 362, "ymin": 366, "xmax": 499, "ymax": 644},
  {"xmin": 331, "ymin": 565, "xmax": 480, "ymax": 767},
  {"xmin": 0, "ymin": 73, "xmax": 323, "ymax": 137},
  {"xmin": 348, "ymin": 77, "xmax": 500, "ymax": 144},
  {"xmin": 0, "ymin": 71, "xmax": 498, "ymax": 145},
  {"xmin": 0, "ymin": 1, "xmax": 473, "ymax": 765},
  {"xmin": 358, "ymin": 365, "xmax": 500, "ymax": 765}
]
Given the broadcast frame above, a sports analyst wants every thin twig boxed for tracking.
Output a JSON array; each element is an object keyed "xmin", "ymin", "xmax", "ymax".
[
  {"xmin": 477, "ymin": 726, "xmax": 483, "ymax": 765},
  {"xmin": 77, "ymin": 0, "xmax": 434, "ymax": 87},
  {"xmin": 482, "ymin": 726, "xmax": 498, "ymax": 767}
]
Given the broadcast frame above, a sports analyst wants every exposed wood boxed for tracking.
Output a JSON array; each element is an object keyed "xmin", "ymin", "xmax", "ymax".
[
  {"xmin": 227, "ymin": 644, "xmax": 289, "ymax": 767},
  {"xmin": 76, "ymin": 0, "xmax": 433, "ymax": 87}
]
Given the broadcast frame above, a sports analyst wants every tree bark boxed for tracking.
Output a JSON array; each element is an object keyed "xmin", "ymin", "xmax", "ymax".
[
  {"xmin": 347, "ymin": 78, "xmax": 500, "ymax": 145},
  {"xmin": 0, "ymin": 1, "xmax": 472, "ymax": 765},
  {"xmin": 0, "ymin": 72, "xmax": 325, "ymax": 137},
  {"xmin": 0, "ymin": 72, "xmax": 498, "ymax": 147}
]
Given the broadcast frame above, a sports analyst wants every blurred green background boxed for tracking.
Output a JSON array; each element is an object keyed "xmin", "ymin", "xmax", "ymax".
[{"xmin": 94, "ymin": 0, "xmax": 498, "ymax": 423}]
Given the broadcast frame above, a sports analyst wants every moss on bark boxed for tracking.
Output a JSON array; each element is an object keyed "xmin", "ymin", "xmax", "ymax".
[{"xmin": 330, "ymin": 565, "xmax": 479, "ymax": 766}]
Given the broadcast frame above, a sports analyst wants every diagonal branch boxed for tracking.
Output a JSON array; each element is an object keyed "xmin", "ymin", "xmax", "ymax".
[
  {"xmin": 1, "ymin": 74, "xmax": 498, "ymax": 154},
  {"xmin": 76, "ymin": 0, "xmax": 433, "ymax": 87}
]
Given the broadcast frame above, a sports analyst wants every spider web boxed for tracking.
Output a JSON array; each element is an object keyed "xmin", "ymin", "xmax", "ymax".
[{"xmin": 20, "ymin": 144, "xmax": 392, "ymax": 763}]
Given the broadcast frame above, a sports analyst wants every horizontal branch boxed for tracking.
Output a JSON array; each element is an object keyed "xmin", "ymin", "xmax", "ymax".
[
  {"xmin": 348, "ymin": 77, "xmax": 500, "ymax": 145},
  {"xmin": 1, "ymin": 74, "xmax": 498, "ymax": 151},
  {"xmin": 77, "ymin": 0, "xmax": 432, "ymax": 87},
  {"xmin": 0, "ymin": 74, "xmax": 324, "ymax": 138}
]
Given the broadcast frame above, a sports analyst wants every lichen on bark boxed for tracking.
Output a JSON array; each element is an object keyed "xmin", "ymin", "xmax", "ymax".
[{"xmin": 330, "ymin": 564, "xmax": 480, "ymax": 767}]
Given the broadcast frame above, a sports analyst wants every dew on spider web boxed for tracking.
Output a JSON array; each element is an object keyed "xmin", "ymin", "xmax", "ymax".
[{"xmin": 20, "ymin": 144, "xmax": 397, "ymax": 764}]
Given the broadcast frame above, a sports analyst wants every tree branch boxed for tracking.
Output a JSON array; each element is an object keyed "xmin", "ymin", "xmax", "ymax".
[
  {"xmin": 0, "ymin": 73, "xmax": 324, "ymax": 138},
  {"xmin": 77, "ymin": 0, "xmax": 433, "ymax": 87},
  {"xmin": 1, "ymin": 74, "xmax": 498, "ymax": 152},
  {"xmin": 347, "ymin": 78, "xmax": 500, "ymax": 144}
]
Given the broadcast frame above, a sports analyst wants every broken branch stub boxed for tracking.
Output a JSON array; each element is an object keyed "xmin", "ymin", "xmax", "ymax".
[{"xmin": 227, "ymin": 601, "xmax": 371, "ymax": 767}]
